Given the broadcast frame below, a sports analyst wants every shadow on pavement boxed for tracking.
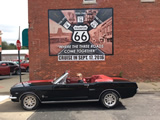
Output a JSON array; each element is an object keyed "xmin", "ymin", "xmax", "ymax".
[
  {"xmin": 0, "ymin": 101, "xmax": 126, "ymax": 112},
  {"xmin": 0, "ymin": 73, "xmax": 25, "ymax": 80},
  {"xmin": 0, "ymin": 76, "xmax": 11, "ymax": 80},
  {"xmin": 0, "ymin": 92, "xmax": 10, "ymax": 95},
  {"xmin": 36, "ymin": 101, "xmax": 126, "ymax": 112}
]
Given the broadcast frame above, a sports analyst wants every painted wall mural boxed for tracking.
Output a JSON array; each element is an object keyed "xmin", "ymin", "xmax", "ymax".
[{"xmin": 48, "ymin": 8, "xmax": 113, "ymax": 61}]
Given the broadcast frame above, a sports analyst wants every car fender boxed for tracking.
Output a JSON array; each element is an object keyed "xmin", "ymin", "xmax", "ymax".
[
  {"xmin": 99, "ymin": 89, "xmax": 121, "ymax": 99},
  {"xmin": 19, "ymin": 92, "xmax": 41, "ymax": 102}
]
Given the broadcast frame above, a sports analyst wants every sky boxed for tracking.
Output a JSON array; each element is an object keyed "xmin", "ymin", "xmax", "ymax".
[{"xmin": 0, "ymin": 0, "xmax": 28, "ymax": 44}]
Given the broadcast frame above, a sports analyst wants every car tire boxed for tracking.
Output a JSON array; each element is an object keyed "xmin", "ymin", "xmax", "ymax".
[
  {"xmin": 15, "ymin": 69, "xmax": 20, "ymax": 75},
  {"xmin": 26, "ymin": 67, "xmax": 29, "ymax": 72},
  {"xmin": 21, "ymin": 94, "xmax": 39, "ymax": 110},
  {"xmin": 100, "ymin": 91, "xmax": 119, "ymax": 108}
]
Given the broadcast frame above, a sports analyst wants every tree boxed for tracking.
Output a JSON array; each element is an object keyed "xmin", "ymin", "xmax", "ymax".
[
  {"xmin": 2, "ymin": 41, "xmax": 28, "ymax": 50},
  {"xmin": 8, "ymin": 43, "xmax": 17, "ymax": 49},
  {"xmin": 22, "ymin": 46, "xmax": 28, "ymax": 49},
  {"xmin": 2, "ymin": 41, "xmax": 8, "ymax": 50}
]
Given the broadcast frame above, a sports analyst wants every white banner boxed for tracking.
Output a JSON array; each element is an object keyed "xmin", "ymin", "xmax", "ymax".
[{"xmin": 58, "ymin": 55, "xmax": 105, "ymax": 61}]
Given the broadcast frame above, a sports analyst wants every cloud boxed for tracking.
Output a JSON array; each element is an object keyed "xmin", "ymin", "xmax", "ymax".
[
  {"xmin": 1, "ymin": 31, "xmax": 18, "ymax": 44},
  {"xmin": 0, "ymin": 24, "xmax": 18, "ymax": 33},
  {"xmin": 0, "ymin": 0, "xmax": 28, "ymax": 44}
]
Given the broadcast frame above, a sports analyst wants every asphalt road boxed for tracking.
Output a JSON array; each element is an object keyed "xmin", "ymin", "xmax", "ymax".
[
  {"xmin": 0, "ymin": 93, "xmax": 159, "ymax": 120},
  {"xmin": 0, "ymin": 73, "xmax": 160, "ymax": 120}
]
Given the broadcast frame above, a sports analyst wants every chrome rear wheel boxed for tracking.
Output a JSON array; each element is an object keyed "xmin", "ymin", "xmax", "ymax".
[{"xmin": 101, "ymin": 92, "xmax": 119, "ymax": 108}]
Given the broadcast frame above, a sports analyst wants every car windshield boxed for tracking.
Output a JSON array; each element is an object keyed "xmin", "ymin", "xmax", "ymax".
[{"xmin": 53, "ymin": 72, "xmax": 69, "ymax": 84}]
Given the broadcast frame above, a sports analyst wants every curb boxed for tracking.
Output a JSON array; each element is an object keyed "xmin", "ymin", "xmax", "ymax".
[{"xmin": 137, "ymin": 89, "xmax": 160, "ymax": 94}]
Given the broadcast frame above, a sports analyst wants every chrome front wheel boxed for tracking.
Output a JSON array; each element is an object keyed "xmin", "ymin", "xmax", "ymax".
[{"xmin": 21, "ymin": 94, "xmax": 39, "ymax": 110}]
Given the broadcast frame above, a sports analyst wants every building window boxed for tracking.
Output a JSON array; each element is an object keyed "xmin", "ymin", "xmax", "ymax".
[
  {"xmin": 141, "ymin": 0, "xmax": 155, "ymax": 2},
  {"xmin": 83, "ymin": 0, "xmax": 97, "ymax": 4}
]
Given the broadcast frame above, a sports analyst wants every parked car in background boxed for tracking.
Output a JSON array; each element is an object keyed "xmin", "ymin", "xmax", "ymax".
[
  {"xmin": 12, "ymin": 59, "xmax": 22, "ymax": 64},
  {"xmin": 20, "ymin": 60, "xmax": 29, "ymax": 72},
  {"xmin": 0, "ymin": 61, "xmax": 26, "ymax": 75},
  {"xmin": 0, "ymin": 65, "xmax": 10, "ymax": 76}
]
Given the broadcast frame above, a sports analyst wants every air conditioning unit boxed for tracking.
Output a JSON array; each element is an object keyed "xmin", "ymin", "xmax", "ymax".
[
  {"xmin": 83, "ymin": 0, "xmax": 97, "ymax": 4},
  {"xmin": 141, "ymin": 0, "xmax": 155, "ymax": 2}
]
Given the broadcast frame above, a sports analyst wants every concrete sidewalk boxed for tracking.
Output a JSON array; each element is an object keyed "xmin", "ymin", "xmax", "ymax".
[
  {"xmin": 137, "ymin": 82, "xmax": 160, "ymax": 92},
  {"xmin": 0, "ymin": 73, "xmax": 29, "ymax": 95}
]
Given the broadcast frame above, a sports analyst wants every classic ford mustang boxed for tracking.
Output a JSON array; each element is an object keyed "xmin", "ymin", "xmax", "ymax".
[{"xmin": 10, "ymin": 71, "xmax": 138, "ymax": 110}]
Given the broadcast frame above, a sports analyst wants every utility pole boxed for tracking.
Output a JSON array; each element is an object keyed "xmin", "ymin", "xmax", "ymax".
[
  {"xmin": 0, "ymin": 30, "xmax": 2, "ymax": 61},
  {"xmin": 16, "ymin": 27, "xmax": 22, "ymax": 83}
]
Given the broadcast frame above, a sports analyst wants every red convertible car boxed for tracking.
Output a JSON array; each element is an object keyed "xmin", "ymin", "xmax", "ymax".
[{"xmin": 10, "ymin": 71, "xmax": 138, "ymax": 110}]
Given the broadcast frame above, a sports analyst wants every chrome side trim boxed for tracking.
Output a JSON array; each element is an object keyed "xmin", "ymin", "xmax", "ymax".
[
  {"xmin": 41, "ymin": 99, "xmax": 99, "ymax": 104},
  {"xmin": 89, "ymin": 89, "xmax": 96, "ymax": 91},
  {"xmin": 99, "ymin": 89, "xmax": 121, "ymax": 99}
]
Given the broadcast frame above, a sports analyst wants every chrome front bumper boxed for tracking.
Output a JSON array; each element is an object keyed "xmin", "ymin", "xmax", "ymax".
[{"xmin": 9, "ymin": 96, "xmax": 17, "ymax": 100}]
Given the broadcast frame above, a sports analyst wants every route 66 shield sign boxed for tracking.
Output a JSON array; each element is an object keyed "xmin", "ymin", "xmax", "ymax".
[{"xmin": 72, "ymin": 25, "xmax": 90, "ymax": 43}]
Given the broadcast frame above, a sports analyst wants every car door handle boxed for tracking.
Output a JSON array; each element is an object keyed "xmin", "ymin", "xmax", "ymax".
[{"xmin": 84, "ymin": 84, "xmax": 89, "ymax": 87}]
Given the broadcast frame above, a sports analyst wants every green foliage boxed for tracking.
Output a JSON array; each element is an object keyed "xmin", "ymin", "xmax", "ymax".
[
  {"xmin": 119, "ymin": 71, "xmax": 123, "ymax": 78},
  {"xmin": 9, "ymin": 43, "xmax": 17, "ymax": 49},
  {"xmin": 22, "ymin": 46, "xmax": 28, "ymax": 49},
  {"xmin": 2, "ymin": 41, "xmax": 9, "ymax": 50},
  {"xmin": 2, "ymin": 41, "xmax": 28, "ymax": 50}
]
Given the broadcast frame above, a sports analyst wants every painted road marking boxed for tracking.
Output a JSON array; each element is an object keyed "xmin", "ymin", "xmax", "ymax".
[
  {"xmin": 0, "ymin": 86, "xmax": 4, "ymax": 88},
  {"xmin": 0, "ymin": 95, "xmax": 9, "ymax": 102}
]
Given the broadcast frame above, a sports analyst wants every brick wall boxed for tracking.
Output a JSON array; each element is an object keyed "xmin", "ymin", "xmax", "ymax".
[
  {"xmin": 0, "ymin": 30, "xmax": 2, "ymax": 52},
  {"xmin": 28, "ymin": 0, "xmax": 160, "ymax": 81},
  {"xmin": 0, "ymin": 31, "xmax": 2, "ymax": 61}
]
